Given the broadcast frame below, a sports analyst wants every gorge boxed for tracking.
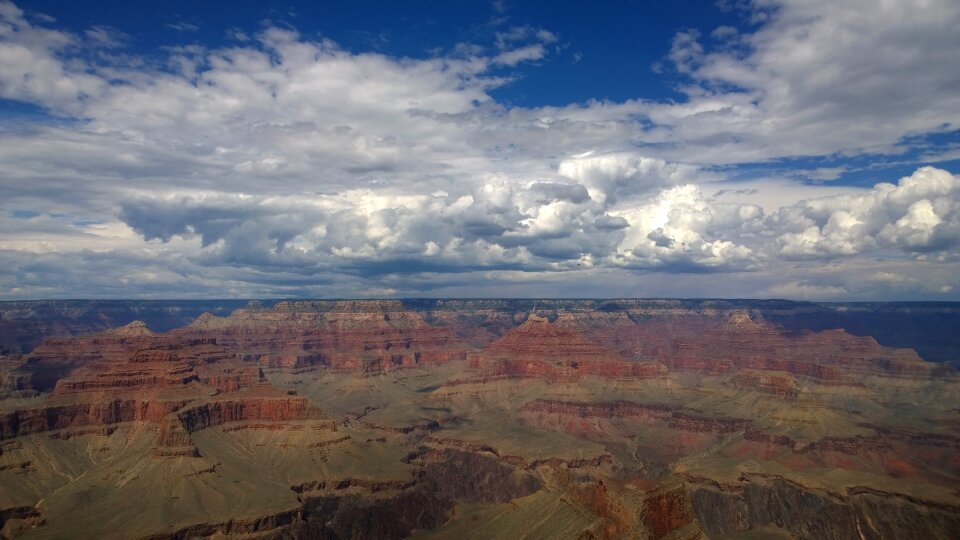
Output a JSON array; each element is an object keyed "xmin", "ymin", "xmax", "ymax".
[{"xmin": 0, "ymin": 299, "xmax": 958, "ymax": 539}]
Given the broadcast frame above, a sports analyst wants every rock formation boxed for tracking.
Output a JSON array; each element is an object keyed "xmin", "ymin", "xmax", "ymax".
[
  {"xmin": 0, "ymin": 300, "xmax": 957, "ymax": 539},
  {"xmin": 469, "ymin": 314, "xmax": 668, "ymax": 381}
]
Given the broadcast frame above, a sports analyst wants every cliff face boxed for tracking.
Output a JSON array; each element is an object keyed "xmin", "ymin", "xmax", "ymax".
[
  {"xmin": 287, "ymin": 448, "xmax": 542, "ymax": 540},
  {"xmin": 0, "ymin": 399, "xmax": 186, "ymax": 440},
  {"xmin": 153, "ymin": 395, "xmax": 335, "ymax": 456},
  {"xmin": 469, "ymin": 314, "xmax": 668, "ymax": 382},
  {"xmin": 4, "ymin": 301, "xmax": 949, "ymax": 388},
  {"xmin": 10, "ymin": 321, "xmax": 244, "ymax": 395},
  {"xmin": 173, "ymin": 396, "xmax": 327, "ymax": 433},
  {"xmin": 467, "ymin": 309, "xmax": 941, "ymax": 385},
  {"xmin": 0, "ymin": 317, "xmax": 338, "ymax": 461},
  {"xmin": 175, "ymin": 301, "xmax": 467, "ymax": 374},
  {"xmin": 5, "ymin": 298, "xmax": 958, "ymax": 360},
  {"xmin": 554, "ymin": 309, "xmax": 946, "ymax": 381},
  {"xmin": 688, "ymin": 474, "xmax": 960, "ymax": 540}
]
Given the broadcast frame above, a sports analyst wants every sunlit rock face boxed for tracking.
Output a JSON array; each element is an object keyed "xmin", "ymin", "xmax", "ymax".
[{"xmin": 0, "ymin": 299, "xmax": 958, "ymax": 539}]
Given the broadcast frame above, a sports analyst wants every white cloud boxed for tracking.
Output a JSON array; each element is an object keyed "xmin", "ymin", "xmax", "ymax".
[
  {"xmin": 770, "ymin": 167, "xmax": 960, "ymax": 258},
  {"xmin": 642, "ymin": 0, "xmax": 960, "ymax": 163},
  {"xmin": 766, "ymin": 281, "xmax": 849, "ymax": 300},
  {"xmin": 166, "ymin": 21, "xmax": 200, "ymax": 33},
  {"xmin": 84, "ymin": 25, "xmax": 128, "ymax": 48},
  {"xmin": 494, "ymin": 25, "xmax": 556, "ymax": 48},
  {"xmin": 558, "ymin": 153, "xmax": 716, "ymax": 205},
  {"xmin": 803, "ymin": 167, "xmax": 848, "ymax": 182},
  {"xmin": 492, "ymin": 44, "xmax": 546, "ymax": 66},
  {"xmin": 0, "ymin": 0, "xmax": 958, "ymax": 299},
  {"xmin": 0, "ymin": 3, "xmax": 104, "ymax": 113}
]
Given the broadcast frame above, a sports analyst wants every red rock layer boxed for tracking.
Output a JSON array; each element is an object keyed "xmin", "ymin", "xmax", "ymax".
[
  {"xmin": 643, "ymin": 484, "xmax": 695, "ymax": 538},
  {"xmin": 667, "ymin": 413, "xmax": 750, "ymax": 434},
  {"xmin": 154, "ymin": 395, "xmax": 335, "ymax": 456},
  {"xmin": 520, "ymin": 399, "xmax": 749, "ymax": 435},
  {"xmin": 173, "ymin": 396, "xmax": 327, "ymax": 433},
  {"xmin": 1, "ymin": 319, "xmax": 338, "ymax": 457},
  {"xmin": 470, "ymin": 315, "xmax": 667, "ymax": 382},
  {"xmin": 558, "ymin": 310, "xmax": 939, "ymax": 381},
  {"xmin": 51, "ymin": 337, "xmax": 260, "ymax": 395},
  {"xmin": 742, "ymin": 427, "xmax": 897, "ymax": 456},
  {"xmin": 174, "ymin": 301, "xmax": 467, "ymax": 374},
  {"xmin": 14, "ymin": 320, "xmax": 264, "ymax": 398},
  {"xmin": 0, "ymin": 399, "xmax": 188, "ymax": 440},
  {"xmin": 519, "ymin": 398, "xmax": 958, "ymax": 496}
]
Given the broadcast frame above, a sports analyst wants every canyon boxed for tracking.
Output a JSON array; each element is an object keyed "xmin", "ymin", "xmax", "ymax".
[{"xmin": 0, "ymin": 299, "xmax": 958, "ymax": 539}]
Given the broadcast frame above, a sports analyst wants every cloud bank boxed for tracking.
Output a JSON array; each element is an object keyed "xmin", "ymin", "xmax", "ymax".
[{"xmin": 0, "ymin": 0, "xmax": 958, "ymax": 299}]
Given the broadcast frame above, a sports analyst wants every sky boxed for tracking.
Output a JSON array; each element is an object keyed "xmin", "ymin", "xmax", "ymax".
[{"xmin": 1, "ymin": 0, "xmax": 959, "ymax": 300}]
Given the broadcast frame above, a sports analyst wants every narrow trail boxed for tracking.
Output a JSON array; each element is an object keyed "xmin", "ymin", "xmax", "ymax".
[{"xmin": 35, "ymin": 469, "xmax": 89, "ymax": 508}]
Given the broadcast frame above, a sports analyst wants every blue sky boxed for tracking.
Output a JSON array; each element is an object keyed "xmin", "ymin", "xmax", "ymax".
[
  {"xmin": 1, "ymin": 0, "xmax": 959, "ymax": 300},
  {"xmin": 12, "ymin": 1, "xmax": 739, "ymax": 104}
]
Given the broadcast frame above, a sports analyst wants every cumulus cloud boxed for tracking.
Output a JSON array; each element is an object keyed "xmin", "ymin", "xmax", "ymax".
[
  {"xmin": 770, "ymin": 167, "xmax": 960, "ymax": 258},
  {"xmin": 644, "ymin": 0, "xmax": 960, "ymax": 163},
  {"xmin": 0, "ymin": 0, "xmax": 958, "ymax": 299},
  {"xmin": 558, "ymin": 153, "xmax": 717, "ymax": 204},
  {"xmin": 610, "ymin": 184, "xmax": 761, "ymax": 271},
  {"xmin": 109, "ymin": 165, "xmax": 960, "ymax": 289}
]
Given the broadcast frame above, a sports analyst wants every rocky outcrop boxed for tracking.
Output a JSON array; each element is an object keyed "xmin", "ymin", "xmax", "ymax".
[
  {"xmin": 51, "ymin": 338, "xmax": 249, "ymax": 396},
  {"xmin": 5, "ymin": 298, "xmax": 957, "ymax": 361},
  {"xmin": 292, "ymin": 448, "xmax": 541, "ymax": 539},
  {"xmin": 9, "ymin": 322, "xmax": 260, "ymax": 399},
  {"xmin": 292, "ymin": 477, "xmax": 417, "ymax": 494},
  {"xmin": 421, "ymin": 437, "xmax": 613, "ymax": 471},
  {"xmin": 521, "ymin": 399, "xmax": 749, "ymax": 436},
  {"xmin": 0, "ymin": 319, "xmax": 319, "ymax": 450},
  {"xmin": 296, "ymin": 489, "xmax": 452, "ymax": 540},
  {"xmin": 668, "ymin": 412, "xmax": 750, "ymax": 434},
  {"xmin": 558, "ymin": 309, "xmax": 944, "ymax": 382},
  {"xmin": 728, "ymin": 370, "xmax": 803, "ymax": 398},
  {"xmin": 153, "ymin": 396, "xmax": 334, "ymax": 456},
  {"xmin": 686, "ymin": 473, "xmax": 960, "ymax": 539},
  {"xmin": 5, "ymin": 301, "xmax": 948, "ymax": 398},
  {"xmin": 362, "ymin": 419, "xmax": 439, "ymax": 434},
  {"xmin": 6, "ymin": 301, "xmax": 469, "ymax": 400},
  {"xmin": 417, "ymin": 449, "xmax": 542, "ymax": 502},
  {"xmin": 475, "ymin": 308, "xmax": 938, "ymax": 384},
  {"xmin": 176, "ymin": 301, "xmax": 468, "ymax": 375},
  {"xmin": 100, "ymin": 320, "xmax": 155, "ymax": 338},
  {"xmin": 172, "ymin": 396, "xmax": 327, "ymax": 433},
  {"xmin": 140, "ymin": 508, "xmax": 300, "ymax": 540},
  {"xmin": 0, "ymin": 506, "xmax": 43, "ymax": 539},
  {"xmin": 520, "ymin": 399, "xmax": 677, "ymax": 420},
  {"xmin": 643, "ymin": 484, "xmax": 696, "ymax": 539},
  {"xmin": 471, "ymin": 315, "xmax": 668, "ymax": 382},
  {"xmin": 742, "ymin": 427, "xmax": 897, "ymax": 457},
  {"xmin": 0, "ymin": 399, "xmax": 188, "ymax": 440}
]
